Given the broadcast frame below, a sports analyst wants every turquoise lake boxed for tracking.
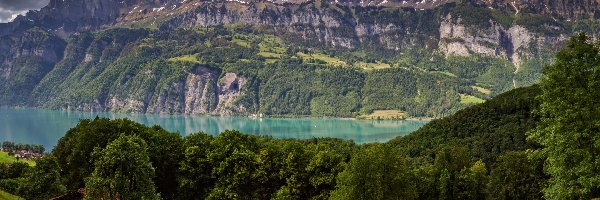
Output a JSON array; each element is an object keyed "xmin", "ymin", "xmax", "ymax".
[{"xmin": 0, "ymin": 108, "xmax": 429, "ymax": 150}]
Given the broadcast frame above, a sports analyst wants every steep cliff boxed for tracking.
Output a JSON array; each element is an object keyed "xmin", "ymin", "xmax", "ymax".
[{"xmin": 0, "ymin": 0, "xmax": 597, "ymax": 117}]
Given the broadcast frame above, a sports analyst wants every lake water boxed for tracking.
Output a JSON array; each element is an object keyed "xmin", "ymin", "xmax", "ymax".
[{"xmin": 0, "ymin": 108, "xmax": 429, "ymax": 150}]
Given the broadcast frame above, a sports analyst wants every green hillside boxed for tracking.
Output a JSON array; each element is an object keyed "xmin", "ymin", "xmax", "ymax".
[
  {"xmin": 390, "ymin": 85, "xmax": 541, "ymax": 164},
  {"xmin": 21, "ymin": 27, "xmax": 518, "ymax": 118},
  {"xmin": 0, "ymin": 152, "xmax": 35, "ymax": 166},
  {"xmin": 0, "ymin": 190, "xmax": 23, "ymax": 200}
]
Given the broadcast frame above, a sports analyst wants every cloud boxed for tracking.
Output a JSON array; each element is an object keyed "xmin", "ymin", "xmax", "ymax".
[{"xmin": 0, "ymin": 0, "xmax": 50, "ymax": 23}]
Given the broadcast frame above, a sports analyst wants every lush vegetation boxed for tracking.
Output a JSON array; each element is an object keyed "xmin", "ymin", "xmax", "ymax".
[
  {"xmin": 0, "ymin": 81, "xmax": 546, "ymax": 200},
  {"xmin": 14, "ymin": 26, "xmax": 521, "ymax": 118},
  {"xmin": 3, "ymin": 3, "xmax": 569, "ymax": 118},
  {"xmin": 2, "ymin": 2, "xmax": 598, "ymax": 120},
  {"xmin": 0, "ymin": 152, "xmax": 36, "ymax": 166},
  {"xmin": 0, "ymin": 4, "xmax": 599, "ymax": 198},
  {"xmin": 0, "ymin": 189, "xmax": 23, "ymax": 200},
  {"xmin": 529, "ymin": 34, "xmax": 600, "ymax": 199},
  {"xmin": 1, "ymin": 142, "xmax": 45, "ymax": 154},
  {"xmin": 3, "ymin": 38, "xmax": 599, "ymax": 198}
]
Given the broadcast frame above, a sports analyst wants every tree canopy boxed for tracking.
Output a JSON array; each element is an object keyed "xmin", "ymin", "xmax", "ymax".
[
  {"xmin": 529, "ymin": 33, "xmax": 600, "ymax": 199},
  {"xmin": 84, "ymin": 135, "xmax": 160, "ymax": 200}
]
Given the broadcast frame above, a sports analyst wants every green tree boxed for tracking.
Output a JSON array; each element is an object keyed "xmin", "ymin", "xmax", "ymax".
[
  {"xmin": 434, "ymin": 145, "xmax": 471, "ymax": 200},
  {"xmin": 84, "ymin": 135, "xmax": 159, "ymax": 200},
  {"xmin": 305, "ymin": 143, "xmax": 346, "ymax": 199},
  {"xmin": 52, "ymin": 118, "xmax": 151, "ymax": 189},
  {"xmin": 19, "ymin": 156, "xmax": 66, "ymax": 200},
  {"xmin": 206, "ymin": 130, "xmax": 258, "ymax": 199},
  {"xmin": 251, "ymin": 140, "xmax": 285, "ymax": 200},
  {"xmin": 330, "ymin": 144, "xmax": 417, "ymax": 200},
  {"xmin": 273, "ymin": 140, "xmax": 311, "ymax": 200},
  {"xmin": 529, "ymin": 34, "xmax": 600, "ymax": 199},
  {"xmin": 178, "ymin": 133, "xmax": 215, "ymax": 200},
  {"xmin": 456, "ymin": 160, "xmax": 488, "ymax": 200},
  {"xmin": 52, "ymin": 118, "xmax": 183, "ymax": 198},
  {"xmin": 488, "ymin": 151, "xmax": 545, "ymax": 200},
  {"xmin": 145, "ymin": 126, "xmax": 184, "ymax": 199}
]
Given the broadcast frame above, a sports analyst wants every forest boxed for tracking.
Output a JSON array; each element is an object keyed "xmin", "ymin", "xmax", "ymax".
[
  {"xmin": 0, "ymin": 34, "xmax": 598, "ymax": 200},
  {"xmin": 1, "ymin": 23, "xmax": 546, "ymax": 118}
]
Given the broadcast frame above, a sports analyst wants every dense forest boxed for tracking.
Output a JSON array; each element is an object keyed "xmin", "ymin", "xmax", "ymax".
[
  {"xmin": 0, "ymin": 23, "xmax": 548, "ymax": 118},
  {"xmin": 0, "ymin": 34, "xmax": 599, "ymax": 199}
]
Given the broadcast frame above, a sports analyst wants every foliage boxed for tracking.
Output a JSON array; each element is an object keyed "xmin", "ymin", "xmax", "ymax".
[
  {"xmin": 0, "ymin": 22, "xmax": 550, "ymax": 118},
  {"xmin": 389, "ymin": 85, "xmax": 541, "ymax": 165},
  {"xmin": 488, "ymin": 151, "xmax": 546, "ymax": 200},
  {"xmin": 0, "ymin": 189, "xmax": 23, "ymax": 200},
  {"xmin": 330, "ymin": 144, "xmax": 417, "ymax": 200},
  {"xmin": 52, "ymin": 118, "xmax": 183, "ymax": 198},
  {"xmin": 178, "ymin": 133, "xmax": 215, "ymax": 200},
  {"xmin": 1, "ymin": 142, "xmax": 45, "ymax": 154},
  {"xmin": 84, "ymin": 135, "xmax": 160, "ymax": 200},
  {"xmin": 528, "ymin": 34, "xmax": 600, "ymax": 199},
  {"xmin": 0, "ymin": 152, "xmax": 36, "ymax": 166},
  {"xmin": 18, "ymin": 156, "xmax": 66, "ymax": 200},
  {"xmin": 450, "ymin": 5, "xmax": 513, "ymax": 28},
  {"xmin": 0, "ymin": 162, "xmax": 29, "ymax": 180}
]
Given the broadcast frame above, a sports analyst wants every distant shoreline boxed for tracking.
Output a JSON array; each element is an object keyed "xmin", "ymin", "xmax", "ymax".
[{"xmin": 0, "ymin": 106, "xmax": 434, "ymax": 121}]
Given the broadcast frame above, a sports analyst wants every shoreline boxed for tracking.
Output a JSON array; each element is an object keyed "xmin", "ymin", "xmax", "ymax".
[{"xmin": 0, "ymin": 106, "xmax": 435, "ymax": 121}]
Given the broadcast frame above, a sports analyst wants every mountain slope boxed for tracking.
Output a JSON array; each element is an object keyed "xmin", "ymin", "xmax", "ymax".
[
  {"xmin": 0, "ymin": 0, "xmax": 597, "ymax": 117},
  {"xmin": 389, "ymin": 85, "xmax": 541, "ymax": 164}
]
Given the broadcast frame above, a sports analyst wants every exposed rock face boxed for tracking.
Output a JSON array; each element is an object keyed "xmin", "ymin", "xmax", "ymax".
[
  {"xmin": 115, "ymin": 66, "xmax": 248, "ymax": 115},
  {"xmin": 439, "ymin": 15, "xmax": 508, "ymax": 58},
  {"xmin": 182, "ymin": 68, "xmax": 218, "ymax": 115},
  {"xmin": 0, "ymin": 28, "xmax": 65, "ymax": 78},
  {"xmin": 0, "ymin": 0, "xmax": 597, "ymax": 114},
  {"xmin": 507, "ymin": 25, "xmax": 534, "ymax": 70},
  {"xmin": 470, "ymin": 0, "xmax": 600, "ymax": 19},
  {"xmin": 438, "ymin": 14, "xmax": 562, "ymax": 70},
  {"xmin": 216, "ymin": 73, "xmax": 247, "ymax": 114}
]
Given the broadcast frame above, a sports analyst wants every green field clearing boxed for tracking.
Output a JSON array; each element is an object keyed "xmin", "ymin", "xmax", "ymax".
[
  {"xmin": 167, "ymin": 54, "xmax": 201, "ymax": 64},
  {"xmin": 460, "ymin": 94, "xmax": 486, "ymax": 104},
  {"xmin": 232, "ymin": 38, "xmax": 251, "ymax": 48},
  {"xmin": 471, "ymin": 86, "xmax": 492, "ymax": 95},
  {"xmin": 358, "ymin": 110, "xmax": 408, "ymax": 120},
  {"xmin": 432, "ymin": 71, "xmax": 458, "ymax": 78},
  {"xmin": 355, "ymin": 61, "xmax": 391, "ymax": 70},
  {"xmin": 0, "ymin": 190, "xmax": 24, "ymax": 200},
  {"xmin": 259, "ymin": 44, "xmax": 286, "ymax": 54},
  {"xmin": 297, "ymin": 52, "xmax": 347, "ymax": 67},
  {"xmin": 265, "ymin": 59, "xmax": 279, "ymax": 64},
  {"xmin": 257, "ymin": 52, "xmax": 283, "ymax": 59},
  {"xmin": 256, "ymin": 34, "xmax": 286, "ymax": 62},
  {"xmin": 0, "ymin": 152, "xmax": 35, "ymax": 166},
  {"xmin": 259, "ymin": 35, "xmax": 286, "ymax": 53}
]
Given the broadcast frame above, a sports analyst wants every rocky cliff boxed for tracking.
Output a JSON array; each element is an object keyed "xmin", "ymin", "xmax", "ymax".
[{"xmin": 0, "ymin": 0, "xmax": 597, "ymax": 116}]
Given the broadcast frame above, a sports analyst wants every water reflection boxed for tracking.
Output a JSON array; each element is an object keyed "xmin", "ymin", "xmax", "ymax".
[{"xmin": 0, "ymin": 108, "xmax": 429, "ymax": 150}]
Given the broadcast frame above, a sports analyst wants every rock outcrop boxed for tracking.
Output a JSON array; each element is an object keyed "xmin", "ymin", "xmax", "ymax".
[
  {"xmin": 0, "ymin": 0, "xmax": 597, "ymax": 114},
  {"xmin": 438, "ymin": 13, "xmax": 567, "ymax": 70},
  {"xmin": 104, "ymin": 66, "xmax": 247, "ymax": 115}
]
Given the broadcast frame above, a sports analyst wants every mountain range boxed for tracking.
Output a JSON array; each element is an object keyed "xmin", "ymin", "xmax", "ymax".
[{"xmin": 0, "ymin": 0, "xmax": 597, "ymax": 117}]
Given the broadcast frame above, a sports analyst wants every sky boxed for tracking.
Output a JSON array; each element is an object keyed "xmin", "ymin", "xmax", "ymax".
[{"xmin": 0, "ymin": 0, "xmax": 50, "ymax": 23}]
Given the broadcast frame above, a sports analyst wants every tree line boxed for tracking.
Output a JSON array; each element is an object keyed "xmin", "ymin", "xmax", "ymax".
[{"xmin": 1, "ymin": 141, "xmax": 45, "ymax": 154}]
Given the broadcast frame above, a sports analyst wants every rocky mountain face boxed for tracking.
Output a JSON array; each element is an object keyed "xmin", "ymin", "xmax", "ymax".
[
  {"xmin": 469, "ymin": 0, "xmax": 600, "ymax": 19},
  {"xmin": 0, "ymin": 0, "xmax": 597, "ymax": 115}
]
